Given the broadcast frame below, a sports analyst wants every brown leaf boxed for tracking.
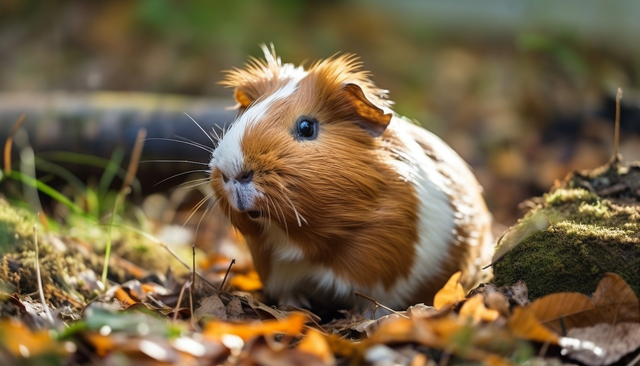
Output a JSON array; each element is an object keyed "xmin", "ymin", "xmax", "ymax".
[
  {"xmin": 433, "ymin": 271, "xmax": 465, "ymax": 310},
  {"xmin": 225, "ymin": 297, "xmax": 244, "ymax": 319},
  {"xmin": 528, "ymin": 273, "xmax": 640, "ymax": 334},
  {"xmin": 486, "ymin": 292, "xmax": 510, "ymax": 318},
  {"xmin": 507, "ymin": 306, "xmax": 559, "ymax": 344},
  {"xmin": 459, "ymin": 294, "xmax": 500, "ymax": 323},
  {"xmin": 561, "ymin": 322, "xmax": 640, "ymax": 366},
  {"xmin": 242, "ymin": 294, "xmax": 290, "ymax": 320},
  {"xmin": 195, "ymin": 295, "xmax": 227, "ymax": 321}
]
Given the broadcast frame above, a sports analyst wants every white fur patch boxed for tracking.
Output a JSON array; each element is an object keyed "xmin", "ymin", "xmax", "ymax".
[
  {"xmin": 264, "ymin": 227, "xmax": 353, "ymax": 307},
  {"xmin": 210, "ymin": 64, "xmax": 306, "ymax": 211}
]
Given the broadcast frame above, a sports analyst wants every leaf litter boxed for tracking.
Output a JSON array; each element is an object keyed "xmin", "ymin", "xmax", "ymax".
[{"xmin": 3, "ymin": 108, "xmax": 640, "ymax": 365}]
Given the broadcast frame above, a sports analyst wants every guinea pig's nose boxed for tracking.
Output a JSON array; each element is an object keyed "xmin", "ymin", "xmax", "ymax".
[{"xmin": 235, "ymin": 170, "xmax": 253, "ymax": 184}]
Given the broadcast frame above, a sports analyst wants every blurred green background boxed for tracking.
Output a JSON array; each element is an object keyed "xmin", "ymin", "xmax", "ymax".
[{"xmin": 2, "ymin": 0, "xmax": 640, "ymax": 227}]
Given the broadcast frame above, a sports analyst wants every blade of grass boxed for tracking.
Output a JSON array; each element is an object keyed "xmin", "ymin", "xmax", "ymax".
[
  {"xmin": 101, "ymin": 129, "xmax": 146, "ymax": 287},
  {"xmin": 98, "ymin": 147, "xmax": 125, "ymax": 203},
  {"xmin": 19, "ymin": 145, "xmax": 43, "ymax": 213},
  {"xmin": 33, "ymin": 157, "xmax": 86, "ymax": 193},
  {"xmin": 85, "ymin": 187, "xmax": 100, "ymax": 219},
  {"xmin": 39, "ymin": 151, "xmax": 141, "ymax": 194},
  {"xmin": 6, "ymin": 170, "xmax": 84, "ymax": 215}
]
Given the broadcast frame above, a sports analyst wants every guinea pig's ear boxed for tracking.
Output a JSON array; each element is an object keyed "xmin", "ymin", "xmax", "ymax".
[
  {"xmin": 343, "ymin": 83, "xmax": 392, "ymax": 137},
  {"xmin": 233, "ymin": 88, "xmax": 254, "ymax": 109}
]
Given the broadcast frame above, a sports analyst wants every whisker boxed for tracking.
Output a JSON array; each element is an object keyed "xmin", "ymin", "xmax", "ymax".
[
  {"xmin": 271, "ymin": 194, "xmax": 288, "ymax": 237},
  {"xmin": 265, "ymin": 199, "xmax": 272, "ymax": 231},
  {"xmin": 282, "ymin": 193, "xmax": 306, "ymax": 227},
  {"xmin": 176, "ymin": 179, "xmax": 210, "ymax": 190},
  {"xmin": 183, "ymin": 112, "xmax": 215, "ymax": 147},
  {"xmin": 209, "ymin": 126, "xmax": 221, "ymax": 142},
  {"xmin": 154, "ymin": 170, "xmax": 210, "ymax": 187},
  {"xmin": 175, "ymin": 135, "xmax": 216, "ymax": 151},
  {"xmin": 266, "ymin": 196, "xmax": 281, "ymax": 227},
  {"xmin": 140, "ymin": 159, "xmax": 209, "ymax": 166},
  {"xmin": 195, "ymin": 197, "xmax": 219, "ymax": 242},
  {"xmin": 183, "ymin": 192, "xmax": 213, "ymax": 227},
  {"xmin": 144, "ymin": 137, "xmax": 213, "ymax": 153}
]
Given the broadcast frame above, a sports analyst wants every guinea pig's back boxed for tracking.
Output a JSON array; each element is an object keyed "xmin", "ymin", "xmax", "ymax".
[{"xmin": 384, "ymin": 117, "xmax": 493, "ymax": 293}]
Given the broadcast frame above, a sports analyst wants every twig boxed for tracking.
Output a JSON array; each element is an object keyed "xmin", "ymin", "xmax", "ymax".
[
  {"xmin": 172, "ymin": 279, "xmax": 191, "ymax": 322},
  {"xmin": 34, "ymin": 215, "xmax": 54, "ymax": 326},
  {"xmin": 614, "ymin": 87, "xmax": 622, "ymax": 162},
  {"xmin": 3, "ymin": 113, "xmax": 26, "ymax": 175},
  {"xmin": 538, "ymin": 341, "xmax": 550, "ymax": 358},
  {"xmin": 190, "ymin": 245, "xmax": 196, "ymax": 327},
  {"xmin": 120, "ymin": 128, "xmax": 146, "ymax": 192},
  {"xmin": 220, "ymin": 259, "xmax": 236, "ymax": 293},
  {"xmin": 355, "ymin": 291, "xmax": 409, "ymax": 319}
]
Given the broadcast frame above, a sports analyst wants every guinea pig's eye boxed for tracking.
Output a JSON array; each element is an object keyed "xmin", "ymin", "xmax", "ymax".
[{"xmin": 295, "ymin": 117, "xmax": 318, "ymax": 140}]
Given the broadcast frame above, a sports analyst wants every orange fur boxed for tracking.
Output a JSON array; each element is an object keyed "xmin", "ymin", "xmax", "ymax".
[{"xmin": 209, "ymin": 46, "xmax": 492, "ymax": 309}]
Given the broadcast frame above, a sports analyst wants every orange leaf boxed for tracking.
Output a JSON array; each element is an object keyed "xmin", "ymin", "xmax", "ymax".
[
  {"xmin": 367, "ymin": 315, "xmax": 460, "ymax": 348},
  {"xmin": 199, "ymin": 254, "xmax": 233, "ymax": 271},
  {"xmin": 203, "ymin": 312, "xmax": 306, "ymax": 341},
  {"xmin": 297, "ymin": 328, "xmax": 335, "ymax": 364},
  {"xmin": 527, "ymin": 273, "xmax": 640, "ymax": 334},
  {"xmin": 0, "ymin": 320, "xmax": 61, "ymax": 357},
  {"xmin": 459, "ymin": 294, "xmax": 500, "ymax": 323},
  {"xmin": 85, "ymin": 333, "xmax": 116, "ymax": 357},
  {"xmin": 434, "ymin": 271, "xmax": 465, "ymax": 310},
  {"xmin": 367, "ymin": 317, "xmax": 418, "ymax": 344},
  {"xmin": 230, "ymin": 271, "xmax": 263, "ymax": 291},
  {"xmin": 114, "ymin": 286, "xmax": 137, "ymax": 306},
  {"xmin": 507, "ymin": 306, "xmax": 559, "ymax": 344}
]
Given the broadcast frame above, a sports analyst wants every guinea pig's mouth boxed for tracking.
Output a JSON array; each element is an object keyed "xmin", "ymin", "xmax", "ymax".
[{"xmin": 247, "ymin": 210, "xmax": 261, "ymax": 219}]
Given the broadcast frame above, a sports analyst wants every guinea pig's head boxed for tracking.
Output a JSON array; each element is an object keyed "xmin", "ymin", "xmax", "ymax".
[{"xmin": 209, "ymin": 45, "xmax": 394, "ymax": 248}]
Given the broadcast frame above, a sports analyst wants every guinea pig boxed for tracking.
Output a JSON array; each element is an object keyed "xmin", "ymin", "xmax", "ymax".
[{"xmin": 208, "ymin": 45, "xmax": 493, "ymax": 312}]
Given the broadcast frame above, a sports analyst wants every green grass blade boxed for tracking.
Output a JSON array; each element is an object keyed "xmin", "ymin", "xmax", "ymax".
[
  {"xmin": 6, "ymin": 170, "xmax": 85, "ymax": 215},
  {"xmin": 98, "ymin": 148, "xmax": 125, "ymax": 202}
]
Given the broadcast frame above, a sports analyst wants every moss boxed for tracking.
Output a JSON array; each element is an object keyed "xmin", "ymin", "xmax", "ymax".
[
  {"xmin": 0, "ymin": 199, "xmax": 36, "ymax": 256},
  {"xmin": 493, "ymin": 162, "xmax": 640, "ymax": 300},
  {"xmin": 0, "ymin": 198, "xmax": 183, "ymax": 310}
]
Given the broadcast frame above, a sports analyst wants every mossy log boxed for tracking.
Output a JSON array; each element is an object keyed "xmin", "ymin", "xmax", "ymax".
[{"xmin": 492, "ymin": 159, "xmax": 640, "ymax": 300}]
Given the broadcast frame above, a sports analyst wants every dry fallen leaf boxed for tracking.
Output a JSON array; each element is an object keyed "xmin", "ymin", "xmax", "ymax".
[
  {"xmin": 459, "ymin": 294, "xmax": 500, "ymax": 323},
  {"xmin": 242, "ymin": 294, "xmax": 291, "ymax": 320},
  {"xmin": 231, "ymin": 271, "xmax": 263, "ymax": 291},
  {"xmin": 202, "ymin": 312, "xmax": 306, "ymax": 341},
  {"xmin": 507, "ymin": 306, "xmax": 559, "ymax": 344},
  {"xmin": 195, "ymin": 295, "xmax": 228, "ymax": 321},
  {"xmin": 485, "ymin": 292, "xmax": 510, "ymax": 318},
  {"xmin": 561, "ymin": 322, "xmax": 640, "ymax": 366},
  {"xmin": 114, "ymin": 286, "xmax": 137, "ymax": 306},
  {"xmin": 433, "ymin": 271, "xmax": 465, "ymax": 310},
  {"xmin": 0, "ymin": 319, "xmax": 64, "ymax": 358},
  {"xmin": 297, "ymin": 328, "xmax": 335, "ymax": 365},
  {"xmin": 527, "ymin": 273, "xmax": 640, "ymax": 334}
]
